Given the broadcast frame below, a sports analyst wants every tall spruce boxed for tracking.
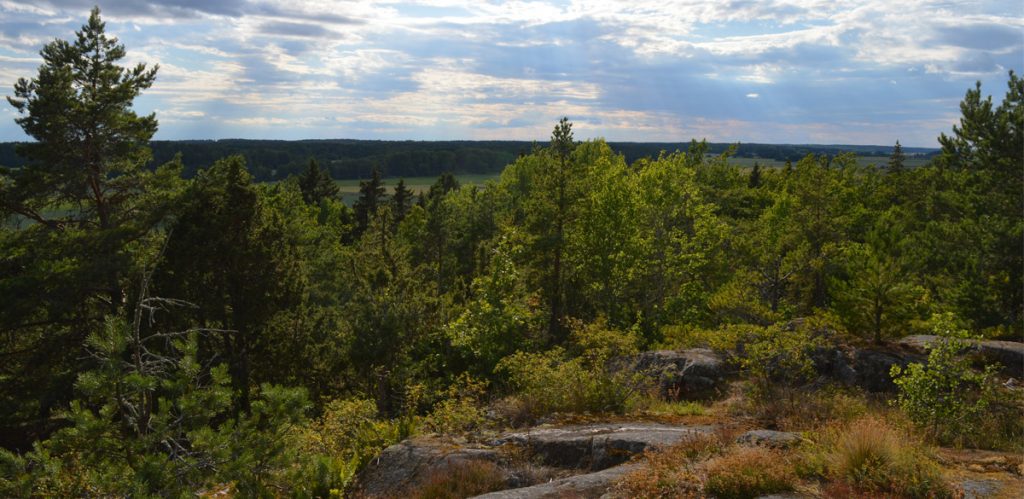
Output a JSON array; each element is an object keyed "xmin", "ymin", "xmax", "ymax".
[
  {"xmin": 353, "ymin": 166, "xmax": 387, "ymax": 237},
  {"xmin": 391, "ymin": 178, "xmax": 413, "ymax": 223},
  {"xmin": 749, "ymin": 162, "xmax": 763, "ymax": 188},
  {"xmin": 297, "ymin": 158, "xmax": 338, "ymax": 205},
  {"xmin": 888, "ymin": 140, "xmax": 906, "ymax": 174}
]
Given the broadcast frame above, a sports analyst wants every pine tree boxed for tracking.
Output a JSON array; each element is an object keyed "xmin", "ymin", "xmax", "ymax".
[
  {"xmin": 548, "ymin": 118, "xmax": 575, "ymax": 339},
  {"xmin": 297, "ymin": 158, "xmax": 338, "ymax": 205},
  {"xmin": 0, "ymin": 7, "xmax": 180, "ymax": 439},
  {"xmin": 353, "ymin": 166, "xmax": 387, "ymax": 237},
  {"xmin": 3, "ymin": 6, "xmax": 161, "ymax": 311},
  {"xmin": 391, "ymin": 178, "xmax": 413, "ymax": 222},
  {"xmin": 888, "ymin": 140, "xmax": 905, "ymax": 174}
]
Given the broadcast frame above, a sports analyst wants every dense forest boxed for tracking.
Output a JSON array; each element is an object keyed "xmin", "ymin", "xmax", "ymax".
[
  {"xmin": 0, "ymin": 138, "xmax": 938, "ymax": 183},
  {"xmin": 0, "ymin": 10, "xmax": 1020, "ymax": 498}
]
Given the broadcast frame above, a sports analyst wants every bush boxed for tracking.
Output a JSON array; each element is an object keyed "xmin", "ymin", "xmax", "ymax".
[
  {"xmin": 300, "ymin": 397, "xmax": 411, "ymax": 494},
  {"xmin": 890, "ymin": 313, "xmax": 1000, "ymax": 446},
  {"xmin": 703, "ymin": 447, "xmax": 798, "ymax": 499},
  {"xmin": 817, "ymin": 417, "xmax": 954, "ymax": 498},
  {"xmin": 741, "ymin": 317, "xmax": 830, "ymax": 403},
  {"xmin": 495, "ymin": 319, "xmax": 648, "ymax": 420},
  {"xmin": 421, "ymin": 374, "xmax": 488, "ymax": 435}
]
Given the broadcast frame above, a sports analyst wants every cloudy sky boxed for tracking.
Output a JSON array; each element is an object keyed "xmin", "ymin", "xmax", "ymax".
[{"xmin": 0, "ymin": 1, "xmax": 1021, "ymax": 145}]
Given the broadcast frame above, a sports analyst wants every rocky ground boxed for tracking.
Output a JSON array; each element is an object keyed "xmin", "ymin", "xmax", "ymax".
[{"xmin": 354, "ymin": 336, "xmax": 1024, "ymax": 498}]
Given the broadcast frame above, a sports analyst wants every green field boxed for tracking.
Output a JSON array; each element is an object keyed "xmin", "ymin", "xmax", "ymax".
[
  {"xmin": 726, "ymin": 155, "xmax": 932, "ymax": 169},
  {"xmin": 336, "ymin": 173, "xmax": 500, "ymax": 204}
]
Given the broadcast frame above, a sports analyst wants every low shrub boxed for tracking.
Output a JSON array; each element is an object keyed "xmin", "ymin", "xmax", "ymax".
[
  {"xmin": 741, "ymin": 317, "xmax": 831, "ymax": 403},
  {"xmin": 658, "ymin": 323, "xmax": 761, "ymax": 352},
  {"xmin": 300, "ymin": 398, "xmax": 412, "ymax": 494},
  {"xmin": 890, "ymin": 313, "xmax": 1000, "ymax": 446},
  {"xmin": 421, "ymin": 374, "xmax": 489, "ymax": 435},
  {"xmin": 754, "ymin": 386, "xmax": 870, "ymax": 431},
  {"xmin": 632, "ymin": 397, "xmax": 707, "ymax": 417},
  {"xmin": 703, "ymin": 447, "xmax": 797, "ymax": 499}
]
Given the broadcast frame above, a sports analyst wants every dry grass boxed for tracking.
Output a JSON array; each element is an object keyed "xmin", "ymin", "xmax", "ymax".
[
  {"xmin": 612, "ymin": 433, "xmax": 724, "ymax": 498},
  {"xmin": 703, "ymin": 447, "xmax": 798, "ymax": 499},
  {"xmin": 407, "ymin": 460, "xmax": 507, "ymax": 499},
  {"xmin": 815, "ymin": 416, "xmax": 956, "ymax": 498}
]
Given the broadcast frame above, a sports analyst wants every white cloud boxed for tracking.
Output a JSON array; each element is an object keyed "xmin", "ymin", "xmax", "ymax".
[{"xmin": 0, "ymin": 0, "xmax": 1019, "ymax": 144}]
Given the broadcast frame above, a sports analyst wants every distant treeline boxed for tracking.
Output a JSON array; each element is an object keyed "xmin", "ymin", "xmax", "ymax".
[{"xmin": 0, "ymin": 139, "xmax": 938, "ymax": 181}]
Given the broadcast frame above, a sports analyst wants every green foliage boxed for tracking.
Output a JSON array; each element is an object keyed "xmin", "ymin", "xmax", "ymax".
[
  {"xmin": 297, "ymin": 157, "xmax": 339, "ymax": 205},
  {"xmin": 300, "ymin": 397, "xmax": 411, "ymax": 495},
  {"xmin": 0, "ymin": 7, "xmax": 183, "ymax": 440},
  {"xmin": 890, "ymin": 313, "xmax": 1000, "ymax": 446},
  {"xmin": 446, "ymin": 232, "xmax": 541, "ymax": 374},
  {"xmin": 353, "ymin": 166, "xmax": 387, "ymax": 237},
  {"xmin": 741, "ymin": 317, "xmax": 831, "ymax": 401},
  {"xmin": 0, "ymin": 310, "xmax": 317, "ymax": 497},
  {"xmin": 832, "ymin": 239, "xmax": 927, "ymax": 344},
  {"xmin": 157, "ymin": 155, "xmax": 306, "ymax": 408},
  {"xmin": 1, "ymin": 17, "xmax": 1023, "ymax": 494},
  {"xmin": 421, "ymin": 374, "xmax": 489, "ymax": 435}
]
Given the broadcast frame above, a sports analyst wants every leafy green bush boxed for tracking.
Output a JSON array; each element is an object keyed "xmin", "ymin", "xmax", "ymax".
[
  {"xmin": 421, "ymin": 374, "xmax": 489, "ymax": 435},
  {"xmin": 741, "ymin": 317, "xmax": 830, "ymax": 402},
  {"xmin": 890, "ymin": 313, "xmax": 1000, "ymax": 446},
  {"xmin": 301, "ymin": 397, "xmax": 412, "ymax": 495}
]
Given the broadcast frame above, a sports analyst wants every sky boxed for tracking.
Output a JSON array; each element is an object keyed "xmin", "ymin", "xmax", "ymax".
[{"xmin": 0, "ymin": 1, "xmax": 1021, "ymax": 146}]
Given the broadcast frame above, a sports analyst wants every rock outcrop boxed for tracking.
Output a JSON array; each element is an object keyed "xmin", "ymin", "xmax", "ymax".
[
  {"xmin": 492, "ymin": 423, "xmax": 714, "ymax": 470},
  {"xmin": 357, "ymin": 437, "xmax": 505, "ymax": 498},
  {"xmin": 899, "ymin": 335, "xmax": 1024, "ymax": 375},
  {"xmin": 356, "ymin": 423, "xmax": 714, "ymax": 498},
  {"xmin": 472, "ymin": 463, "xmax": 640, "ymax": 499},
  {"xmin": 736, "ymin": 430, "xmax": 803, "ymax": 449},
  {"xmin": 631, "ymin": 348, "xmax": 731, "ymax": 400}
]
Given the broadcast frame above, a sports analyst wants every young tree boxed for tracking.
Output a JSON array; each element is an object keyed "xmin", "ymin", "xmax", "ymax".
[
  {"xmin": 156, "ymin": 157, "xmax": 304, "ymax": 410},
  {"xmin": 934, "ymin": 72, "xmax": 1023, "ymax": 330},
  {"xmin": 297, "ymin": 158, "xmax": 338, "ymax": 205}
]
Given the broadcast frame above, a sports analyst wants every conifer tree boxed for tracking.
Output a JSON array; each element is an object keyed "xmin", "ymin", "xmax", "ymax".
[
  {"xmin": 297, "ymin": 158, "xmax": 338, "ymax": 205},
  {"xmin": 353, "ymin": 166, "xmax": 387, "ymax": 237},
  {"xmin": 0, "ymin": 7, "xmax": 179, "ymax": 438},
  {"xmin": 749, "ymin": 162, "xmax": 762, "ymax": 188},
  {"xmin": 391, "ymin": 178, "xmax": 413, "ymax": 222},
  {"xmin": 888, "ymin": 140, "xmax": 906, "ymax": 174}
]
